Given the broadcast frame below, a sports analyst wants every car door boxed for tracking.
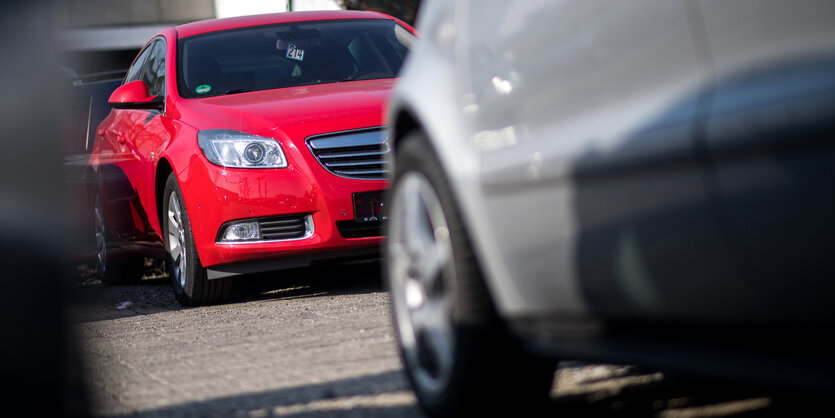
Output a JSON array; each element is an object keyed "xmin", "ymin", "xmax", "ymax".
[
  {"xmin": 99, "ymin": 37, "xmax": 168, "ymax": 243},
  {"xmin": 463, "ymin": 0, "xmax": 745, "ymax": 322},
  {"xmin": 697, "ymin": 0, "xmax": 835, "ymax": 322}
]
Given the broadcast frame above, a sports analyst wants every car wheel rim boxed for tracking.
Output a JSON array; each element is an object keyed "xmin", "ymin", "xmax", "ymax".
[
  {"xmin": 94, "ymin": 194, "xmax": 106, "ymax": 275},
  {"xmin": 167, "ymin": 192, "xmax": 187, "ymax": 289},
  {"xmin": 388, "ymin": 171, "xmax": 456, "ymax": 395}
]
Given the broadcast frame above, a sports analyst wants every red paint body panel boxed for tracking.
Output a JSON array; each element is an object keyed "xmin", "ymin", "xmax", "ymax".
[{"xmin": 90, "ymin": 12, "xmax": 414, "ymax": 272}]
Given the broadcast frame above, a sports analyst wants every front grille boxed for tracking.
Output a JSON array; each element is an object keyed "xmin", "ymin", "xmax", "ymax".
[
  {"xmin": 307, "ymin": 128, "xmax": 390, "ymax": 180},
  {"xmin": 259, "ymin": 216, "xmax": 308, "ymax": 240},
  {"xmin": 336, "ymin": 220, "xmax": 383, "ymax": 239}
]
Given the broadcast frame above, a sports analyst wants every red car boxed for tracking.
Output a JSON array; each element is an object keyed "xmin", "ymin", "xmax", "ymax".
[{"xmin": 89, "ymin": 11, "xmax": 416, "ymax": 305}]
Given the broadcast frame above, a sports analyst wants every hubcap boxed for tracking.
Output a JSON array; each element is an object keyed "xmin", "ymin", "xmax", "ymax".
[
  {"xmin": 388, "ymin": 172, "xmax": 456, "ymax": 394},
  {"xmin": 94, "ymin": 194, "xmax": 106, "ymax": 275},
  {"xmin": 167, "ymin": 192, "xmax": 187, "ymax": 288}
]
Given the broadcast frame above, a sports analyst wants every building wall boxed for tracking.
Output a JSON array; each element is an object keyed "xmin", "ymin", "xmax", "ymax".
[
  {"xmin": 61, "ymin": 0, "xmax": 215, "ymax": 27},
  {"xmin": 216, "ymin": 0, "xmax": 339, "ymax": 17},
  {"xmin": 56, "ymin": 0, "xmax": 340, "ymax": 77}
]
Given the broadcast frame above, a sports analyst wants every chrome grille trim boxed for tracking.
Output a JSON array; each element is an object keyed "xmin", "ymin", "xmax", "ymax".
[
  {"xmin": 306, "ymin": 127, "xmax": 390, "ymax": 180},
  {"xmin": 318, "ymin": 150, "xmax": 387, "ymax": 160}
]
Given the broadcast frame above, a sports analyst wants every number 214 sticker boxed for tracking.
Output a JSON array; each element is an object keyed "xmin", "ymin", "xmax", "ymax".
[{"xmin": 286, "ymin": 43, "xmax": 305, "ymax": 61}]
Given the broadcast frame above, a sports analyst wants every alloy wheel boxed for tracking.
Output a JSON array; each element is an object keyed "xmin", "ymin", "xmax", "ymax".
[{"xmin": 388, "ymin": 171, "xmax": 456, "ymax": 395}]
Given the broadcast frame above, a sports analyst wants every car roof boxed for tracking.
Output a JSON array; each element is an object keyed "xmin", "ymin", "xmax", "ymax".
[{"xmin": 174, "ymin": 10, "xmax": 394, "ymax": 39}]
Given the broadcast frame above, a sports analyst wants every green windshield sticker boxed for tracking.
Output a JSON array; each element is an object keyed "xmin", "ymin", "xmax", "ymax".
[{"xmin": 196, "ymin": 84, "xmax": 212, "ymax": 94}]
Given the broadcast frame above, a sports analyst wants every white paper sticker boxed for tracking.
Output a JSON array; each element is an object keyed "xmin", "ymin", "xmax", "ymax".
[{"xmin": 286, "ymin": 43, "xmax": 305, "ymax": 61}]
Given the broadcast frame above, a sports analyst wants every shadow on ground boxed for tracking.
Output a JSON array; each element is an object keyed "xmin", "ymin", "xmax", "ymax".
[
  {"xmin": 69, "ymin": 259, "xmax": 386, "ymax": 323},
  {"xmin": 94, "ymin": 361, "xmax": 823, "ymax": 418},
  {"xmin": 110, "ymin": 370, "xmax": 422, "ymax": 418}
]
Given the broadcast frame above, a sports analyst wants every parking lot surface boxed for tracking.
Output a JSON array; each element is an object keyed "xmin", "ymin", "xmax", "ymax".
[{"xmin": 70, "ymin": 261, "xmax": 815, "ymax": 417}]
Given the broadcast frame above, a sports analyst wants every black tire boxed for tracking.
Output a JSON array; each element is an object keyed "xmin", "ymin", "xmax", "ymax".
[
  {"xmin": 385, "ymin": 131, "xmax": 556, "ymax": 417},
  {"xmin": 162, "ymin": 172, "xmax": 231, "ymax": 306},
  {"xmin": 94, "ymin": 191, "xmax": 145, "ymax": 285}
]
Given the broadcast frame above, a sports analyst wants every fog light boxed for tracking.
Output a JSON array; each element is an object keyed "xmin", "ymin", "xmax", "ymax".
[{"xmin": 222, "ymin": 221, "xmax": 260, "ymax": 241}]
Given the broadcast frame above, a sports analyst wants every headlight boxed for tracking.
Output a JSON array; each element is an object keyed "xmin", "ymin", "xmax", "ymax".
[{"xmin": 197, "ymin": 129, "xmax": 288, "ymax": 168}]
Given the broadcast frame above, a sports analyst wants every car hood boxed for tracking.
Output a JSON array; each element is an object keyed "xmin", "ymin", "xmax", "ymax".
[{"xmin": 177, "ymin": 79, "xmax": 395, "ymax": 139}]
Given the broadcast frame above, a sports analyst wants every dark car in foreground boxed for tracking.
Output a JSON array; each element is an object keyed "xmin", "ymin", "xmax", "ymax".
[
  {"xmin": 384, "ymin": 0, "xmax": 835, "ymax": 415},
  {"xmin": 64, "ymin": 72, "xmax": 123, "ymax": 266}
]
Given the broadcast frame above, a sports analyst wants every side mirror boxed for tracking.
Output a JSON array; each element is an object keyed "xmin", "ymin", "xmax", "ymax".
[{"xmin": 108, "ymin": 80, "xmax": 163, "ymax": 110}]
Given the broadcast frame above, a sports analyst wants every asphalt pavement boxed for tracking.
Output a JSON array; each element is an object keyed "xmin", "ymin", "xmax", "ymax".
[{"xmin": 69, "ymin": 261, "xmax": 817, "ymax": 417}]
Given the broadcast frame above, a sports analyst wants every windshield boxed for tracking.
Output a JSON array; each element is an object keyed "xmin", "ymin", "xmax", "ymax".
[{"xmin": 177, "ymin": 19, "xmax": 415, "ymax": 98}]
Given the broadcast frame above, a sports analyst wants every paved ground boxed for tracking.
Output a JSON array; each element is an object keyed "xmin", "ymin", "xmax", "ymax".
[
  {"xmin": 71, "ymin": 261, "xmax": 418, "ymax": 417},
  {"xmin": 69, "ymin": 261, "xmax": 817, "ymax": 417}
]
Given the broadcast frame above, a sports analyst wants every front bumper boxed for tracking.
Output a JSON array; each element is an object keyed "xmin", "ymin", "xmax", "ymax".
[{"xmin": 176, "ymin": 150, "xmax": 385, "ymax": 271}]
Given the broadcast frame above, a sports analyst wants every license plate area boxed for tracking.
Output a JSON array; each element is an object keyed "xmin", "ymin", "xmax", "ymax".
[{"xmin": 353, "ymin": 190, "xmax": 385, "ymax": 222}]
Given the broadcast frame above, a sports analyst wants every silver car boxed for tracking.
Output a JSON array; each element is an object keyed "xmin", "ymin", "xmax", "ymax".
[{"xmin": 385, "ymin": 0, "xmax": 835, "ymax": 415}]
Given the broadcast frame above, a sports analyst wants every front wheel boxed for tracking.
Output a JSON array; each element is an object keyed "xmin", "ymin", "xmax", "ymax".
[
  {"xmin": 163, "ymin": 173, "xmax": 231, "ymax": 306},
  {"xmin": 385, "ymin": 132, "xmax": 556, "ymax": 417}
]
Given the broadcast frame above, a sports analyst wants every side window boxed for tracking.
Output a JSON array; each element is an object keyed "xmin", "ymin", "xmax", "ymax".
[
  {"xmin": 125, "ymin": 42, "xmax": 153, "ymax": 84},
  {"xmin": 142, "ymin": 39, "xmax": 166, "ymax": 97}
]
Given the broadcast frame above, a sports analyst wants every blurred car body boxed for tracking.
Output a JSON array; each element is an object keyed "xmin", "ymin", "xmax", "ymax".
[
  {"xmin": 89, "ymin": 11, "xmax": 415, "ymax": 305},
  {"xmin": 65, "ymin": 74, "xmax": 123, "ymax": 265},
  {"xmin": 385, "ymin": 0, "xmax": 835, "ymax": 415}
]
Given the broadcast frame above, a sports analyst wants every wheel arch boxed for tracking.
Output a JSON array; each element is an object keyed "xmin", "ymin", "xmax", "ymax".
[
  {"xmin": 387, "ymin": 97, "xmax": 539, "ymax": 321},
  {"xmin": 390, "ymin": 105, "xmax": 421, "ymax": 148},
  {"xmin": 155, "ymin": 157, "xmax": 175, "ymax": 245},
  {"xmin": 388, "ymin": 103, "xmax": 501, "ymax": 306}
]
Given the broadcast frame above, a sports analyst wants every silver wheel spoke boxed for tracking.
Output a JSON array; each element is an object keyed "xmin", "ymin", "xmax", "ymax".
[
  {"xmin": 167, "ymin": 192, "xmax": 188, "ymax": 288},
  {"xmin": 169, "ymin": 238, "xmax": 182, "ymax": 263},
  {"xmin": 411, "ymin": 296, "xmax": 454, "ymax": 373},
  {"xmin": 411, "ymin": 297, "xmax": 453, "ymax": 343},
  {"xmin": 417, "ymin": 231, "xmax": 451, "ymax": 293}
]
